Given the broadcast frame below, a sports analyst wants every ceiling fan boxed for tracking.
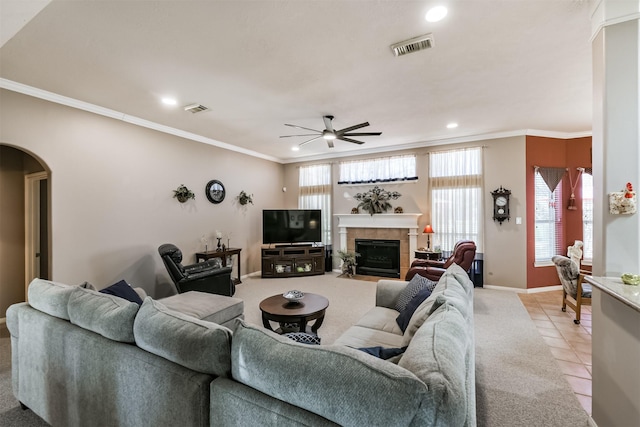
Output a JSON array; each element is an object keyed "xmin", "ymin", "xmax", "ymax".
[{"xmin": 280, "ymin": 115, "xmax": 382, "ymax": 148}]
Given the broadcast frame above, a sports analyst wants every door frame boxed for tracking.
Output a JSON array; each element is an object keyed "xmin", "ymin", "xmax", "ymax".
[{"xmin": 25, "ymin": 171, "xmax": 49, "ymax": 300}]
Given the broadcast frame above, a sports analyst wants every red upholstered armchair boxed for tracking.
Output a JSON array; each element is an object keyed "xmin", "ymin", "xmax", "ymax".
[{"xmin": 405, "ymin": 240, "xmax": 477, "ymax": 281}]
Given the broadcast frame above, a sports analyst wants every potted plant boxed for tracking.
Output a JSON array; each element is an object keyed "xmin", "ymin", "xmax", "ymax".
[
  {"xmin": 237, "ymin": 190, "xmax": 254, "ymax": 206},
  {"xmin": 354, "ymin": 186, "xmax": 401, "ymax": 215},
  {"xmin": 173, "ymin": 184, "xmax": 195, "ymax": 203},
  {"xmin": 335, "ymin": 249, "xmax": 360, "ymax": 277}
]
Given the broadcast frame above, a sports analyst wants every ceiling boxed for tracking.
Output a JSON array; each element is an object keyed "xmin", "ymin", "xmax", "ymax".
[{"xmin": 0, "ymin": 0, "xmax": 593, "ymax": 163}]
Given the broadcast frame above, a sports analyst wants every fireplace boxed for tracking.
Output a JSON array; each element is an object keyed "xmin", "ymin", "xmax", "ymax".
[
  {"xmin": 334, "ymin": 213, "xmax": 422, "ymax": 279},
  {"xmin": 355, "ymin": 239, "xmax": 400, "ymax": 278}
]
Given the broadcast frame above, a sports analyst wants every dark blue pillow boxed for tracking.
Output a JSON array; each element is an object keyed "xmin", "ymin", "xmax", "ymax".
[
  {"xmin": 358, "ymin": 346, "xmax": 408, "ymax": 359},
  {"xmin": 396, "ymin": 287, "xmax": 432, "ymax": 332},
  {"xmin": 99, "ymin": 280, "xmax": 143, "ymax": 305}
]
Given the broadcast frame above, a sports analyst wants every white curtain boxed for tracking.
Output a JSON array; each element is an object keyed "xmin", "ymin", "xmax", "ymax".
[
  {"xmin": 299, "ymin": 163, "xmax": 332, "ymax": 244},
  {"xmin": 429, "ymin": 147, "xmax": 484, "ymax": 252},
  {"xmin": 338, "ymin": 154, "xmax": 417, "ymax": 184}
]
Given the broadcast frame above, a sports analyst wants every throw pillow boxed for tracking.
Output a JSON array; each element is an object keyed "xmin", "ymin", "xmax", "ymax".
[
  {"xmin": 284, "ymin": 332, "xmax": 322, "ymax": 345},
  {"xmin": 396, "ymin": 287, "xmax": 433, "ymax": 332},
  {"xmin": 394, "ymin": 274, "xmax": 437, "ymax": 312},
  {"xmin": 358, "ymin": 346, "xmax": 408, "ymax": 360},
  {"xmin": 99, "ymin": 279, "xmax": 143, "ymax": 305}
]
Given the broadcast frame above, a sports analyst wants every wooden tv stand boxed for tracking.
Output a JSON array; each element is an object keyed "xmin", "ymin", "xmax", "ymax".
[{"xmin": 261, "ymin": 245, "xmax": 325, "ymax": 278}]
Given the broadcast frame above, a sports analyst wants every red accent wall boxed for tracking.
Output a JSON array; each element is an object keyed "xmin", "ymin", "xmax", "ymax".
[{"xmin": 526, "ymin": 136, "xmax": 592, "ymax": 288}]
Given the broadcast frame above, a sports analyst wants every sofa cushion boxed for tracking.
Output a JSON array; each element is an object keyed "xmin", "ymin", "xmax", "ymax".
[
  {"xmin": 231, "ymin": 321, "xmax": 428, "ymax": 427},
  {"xmin": 68, "ymin": 287, "xmax": 139, "ymax": 343},
  {"xmin": 27, "ymin": 279, "xmax": 78, "ymax": 320},
  {"xmin": 133, "ymin": 297, "xmax": 232, "ymax": 377},
  {"xmin": 401, "ymin": 263, "xmax": 473, "ymax": 347},
  {"xmin": 396, "ymin": 286, "xmax": 433, "ymax": 333},
  {"xmin": 399, "ymin": 301, "xmax": 475, "ymax": 427},
  {"xmin": 333, "ymin": 325, "xmax": 405, "ymax": 349},
  {"xmin": 354, "ymin": 306, "xmax": 404, "ymax": 335},
  {"xmin": 394, "ymin": 274, "xmax": 437, "ymax": 312},
  {"xmin": 99, "ymin": 279, "xmax": 144, "ymax": 304},
  {"xmin": 159, "ymin": 291, "xmax": 243, "ymax": 325}
]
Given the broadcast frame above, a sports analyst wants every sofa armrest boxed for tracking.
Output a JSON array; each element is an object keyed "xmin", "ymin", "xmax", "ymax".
[{"xmin": 376, "ymin": 280, "xmax": 408, "ymax": 309}]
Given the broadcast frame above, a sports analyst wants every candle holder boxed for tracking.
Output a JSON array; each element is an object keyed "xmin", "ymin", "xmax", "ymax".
[{"xmin": 216, "ymin": 238, "xmax": 222, "ymax": 252}]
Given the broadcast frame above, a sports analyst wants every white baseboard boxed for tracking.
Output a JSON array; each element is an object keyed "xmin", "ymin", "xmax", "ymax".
[
  {"xmin": 482, "ymin": 284, "xmax": 563, "ymax": 294},
  {"xmin": 242, "ymin": 272, "xmax": 262, "ymax": 279},
  {"xmin": 0, "ymin": 317, "xmax": 6, "ymax": 325}
]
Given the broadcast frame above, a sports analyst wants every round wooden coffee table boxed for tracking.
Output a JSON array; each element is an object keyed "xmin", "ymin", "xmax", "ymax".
[{"xmin": 259, "ymin": 293, "xmax": 329, "ymax": 335}]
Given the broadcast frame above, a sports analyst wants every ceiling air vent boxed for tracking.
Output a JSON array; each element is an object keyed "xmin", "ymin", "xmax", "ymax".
[
  {"xmin": 390, "ymin": 33, "xmax": 434, "ymax": 57},
  {"xmin": 184, "ymin": 103, "xmax": 209, "ymax": 113}
]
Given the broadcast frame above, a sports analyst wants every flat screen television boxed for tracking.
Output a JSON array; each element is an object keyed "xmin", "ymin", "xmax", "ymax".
[{"xmin": 262, "ymin": 209, "xmax": 322, "ymax": 245}]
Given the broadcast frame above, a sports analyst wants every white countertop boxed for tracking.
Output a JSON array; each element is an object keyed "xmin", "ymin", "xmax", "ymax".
[{"xmin": 585, "ymin": 276, "xmax": 640, "ymax": 313}]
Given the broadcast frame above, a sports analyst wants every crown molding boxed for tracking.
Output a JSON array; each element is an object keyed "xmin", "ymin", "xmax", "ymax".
[{"xmin": 0, "ymin": 78, "xmax": 283, "ymax": 163}]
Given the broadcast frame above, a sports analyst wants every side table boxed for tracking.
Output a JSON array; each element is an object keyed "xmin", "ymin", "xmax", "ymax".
[
  {"xmin": 414, "ymin": 250, "xmax": 441, "ymax": 261},
  {"xmin": 195, "ymin": 248, "xmax": 242, "ymax": 285}
]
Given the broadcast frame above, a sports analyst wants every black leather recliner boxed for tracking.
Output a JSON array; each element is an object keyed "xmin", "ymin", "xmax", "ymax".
[{"xmin": 158, "ymin": 243, "xmax": 235, "ymax": 296}]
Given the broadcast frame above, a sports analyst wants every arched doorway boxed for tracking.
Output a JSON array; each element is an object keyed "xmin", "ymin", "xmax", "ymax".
[{"xmin": 0, "ymin": 144, "xmax": 51, "ymax": 323}]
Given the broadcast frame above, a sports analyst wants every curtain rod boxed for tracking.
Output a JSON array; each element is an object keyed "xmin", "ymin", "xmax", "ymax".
[{"xmin": 533, "ymin": 166, "xmax": 585, "ymax": 170}]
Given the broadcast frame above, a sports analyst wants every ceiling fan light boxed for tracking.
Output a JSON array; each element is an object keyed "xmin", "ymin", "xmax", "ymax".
[{"xmin": 322, "ymin": 130, "xmax": 336, "ymax": 140}]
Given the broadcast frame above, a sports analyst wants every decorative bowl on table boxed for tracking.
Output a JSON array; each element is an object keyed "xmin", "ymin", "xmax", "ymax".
[
  {"xmin": 621, "ymin": 273, "xmax": 640, "ymax": 285},
  {"xmin": 283, "ymin": 290, "xmax": 304, "ymax": 302}
]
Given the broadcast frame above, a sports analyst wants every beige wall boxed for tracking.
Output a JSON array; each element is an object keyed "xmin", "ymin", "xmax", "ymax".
[
  {"xmin": 1, "ymin": 87, "xmax": 530, "ymax": 309},
  {"xmin": 0, "ymin": 89, "xmax": 284, "ymax": 299},
  {"xmin": 284, "ymin": 136, "xmax": 528, "ymax": 288}
]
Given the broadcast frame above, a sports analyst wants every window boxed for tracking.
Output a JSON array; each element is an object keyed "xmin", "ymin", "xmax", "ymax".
[
  {"xmin": 338, "ymin": 154, "xmax": 417, "ymax": 184},
  {"xmin": 299, "ymin": 164, "xmax": 332, "ymax": 244},
  {"xmin": 429, "ymin": 147, "xmax": 483, "ymax": 252},
  {"xmin": 582, "ymin": 173, "xmax": 593, "ymax": 260},
  {"xmin": 534, "ymin": 172, "xmax": 563, "ymax": 263}
]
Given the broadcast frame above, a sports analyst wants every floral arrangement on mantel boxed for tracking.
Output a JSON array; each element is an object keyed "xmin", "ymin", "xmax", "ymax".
[
  {"xmin": 237, "ymin": 190, "xmax": 254, "ymax": 206},
  {"xmin": 173, "ymin": 184, "xmax": 195, "ymax": 203},
  {"xmin": 354, "ymin": 186, "xmax": 401, "ymax": 215}
]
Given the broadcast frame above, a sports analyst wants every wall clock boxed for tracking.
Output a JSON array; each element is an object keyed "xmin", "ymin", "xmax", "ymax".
[
  {"xmin": 205, "ymin": 180, "xmax": 226, "ymax": 204},
  {"xmin": 491, "ymin": 186, "xmax": 511, "ymax": 225}
]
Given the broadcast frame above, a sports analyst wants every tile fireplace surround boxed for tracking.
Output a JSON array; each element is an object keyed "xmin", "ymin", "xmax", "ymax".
[{"xmin": 335, "ymin": 214, "xmax": 422, "ymax": 279}]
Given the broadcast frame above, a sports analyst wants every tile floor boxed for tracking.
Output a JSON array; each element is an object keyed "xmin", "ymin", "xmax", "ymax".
[{"xmin": 518, "ymin": 290, "xmax": 592, "ymax": 415}]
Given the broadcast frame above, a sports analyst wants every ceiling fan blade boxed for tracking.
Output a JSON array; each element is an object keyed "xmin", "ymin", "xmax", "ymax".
[
  {"xmin": 279, "ymin": 134, "xmax": 319, "ymax": 138},
  {"xmin": 323, "ymin": 115, "xmax": 334, "ymax": 132},
  {"xmin": 298, "ymin": 136, "xmax": 323, "ymax": 147},
  {"xmin": 339, "ymin": 136, "xmax": 366, "ymax": 145},
  {"xmin": 343, "ymin": 132, "xmax": 382, "ymax": 136},
  {"xmin": 327, "ymin": 139, "xmax": 334, "ymax": 148},
  {"xmin": 285, "ymin": 124, "xmax": 322, "ymax": 133},
  {"xmin": 336, "ymin": 122, "xmax": 369, "ymax": 134}
]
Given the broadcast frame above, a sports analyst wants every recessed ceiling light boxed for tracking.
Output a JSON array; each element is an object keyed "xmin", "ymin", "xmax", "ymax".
[
  {"xmin": 161, "ymin": 97, "xmax": 177, "ymax": 106},
  {"xmin": 291, "ymin": 146, "xmax": 300, "ymax": 151},
  {"xmin": 447, "ymin": 122, "xmax": 458, "ymax": 129},
  {"xmin": 426, "ymin": 6, "xmax": 447, "ymax": 22}
]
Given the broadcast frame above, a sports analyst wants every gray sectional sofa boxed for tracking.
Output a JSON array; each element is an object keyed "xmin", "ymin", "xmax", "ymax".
[{"xmin": 7, "ymin": 263, "xmax": 475, "ymax": 427}]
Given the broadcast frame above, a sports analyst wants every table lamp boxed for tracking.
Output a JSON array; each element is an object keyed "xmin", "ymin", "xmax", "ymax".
[{"xmin": 423, "ymin": 225, "xmax": 434, "ymax": 251}]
